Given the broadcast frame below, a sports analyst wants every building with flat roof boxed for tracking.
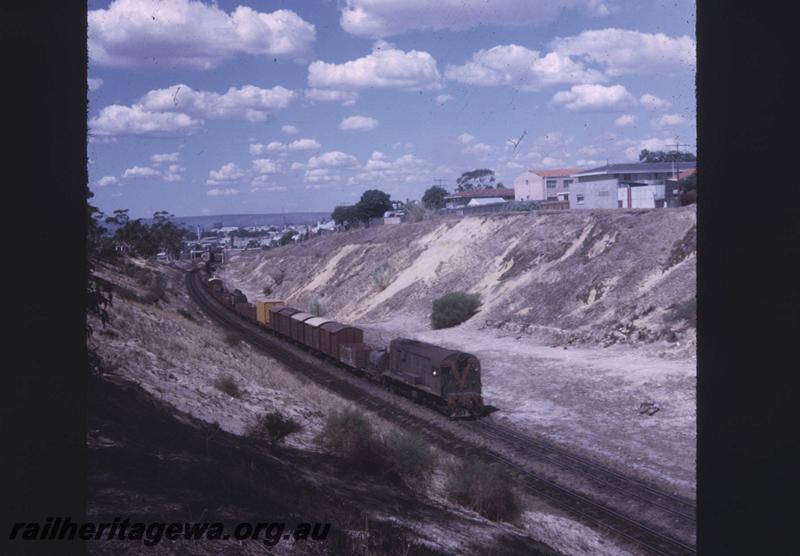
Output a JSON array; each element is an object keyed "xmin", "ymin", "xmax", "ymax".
[
  {"xmin": 514, "ymin": 168, "xmax": 586, "ymax": 202},
  {"xmin": 443, "ymin": 187, "xmax": 515, "ymax": 209}
]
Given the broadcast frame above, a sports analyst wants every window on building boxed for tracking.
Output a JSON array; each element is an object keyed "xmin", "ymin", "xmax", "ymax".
[
  {"xmin": 623, "ymin": 174, "xmax": 632, "ymax": 180},
  {"xmin": 546, "ymin": 180, "xmax": 557, "ymax": 188},
  {"xmin": 547, "ymin": 196, "xmax": 557, "ymax": 201},
  {"xmin": 563, "ymin": 179, "xmax": 572, "ymax": 189},
  {"xmin": 576, "ymin": 194, "xmax": 585, "ymax": 204}
]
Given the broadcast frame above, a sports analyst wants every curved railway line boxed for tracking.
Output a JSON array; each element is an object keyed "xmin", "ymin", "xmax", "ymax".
[{"xmin": 185, "ymin": 268, "xmax": 696, "ymax": 555}]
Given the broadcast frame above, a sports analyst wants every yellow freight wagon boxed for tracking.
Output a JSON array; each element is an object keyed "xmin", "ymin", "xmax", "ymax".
[{"xmin": 255, "ymin": 299, "xmax": 286, "ymax": 327}]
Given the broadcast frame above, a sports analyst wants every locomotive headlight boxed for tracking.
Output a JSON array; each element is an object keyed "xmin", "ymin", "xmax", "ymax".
[{"xmin": 432, "ymin": 371, "xmax": 437, "ymax": 376}]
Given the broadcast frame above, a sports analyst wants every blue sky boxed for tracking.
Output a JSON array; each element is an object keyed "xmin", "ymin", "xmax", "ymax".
[{"xmin": 88, "ymin": 0, "xmax": 696, "ymax": 218}]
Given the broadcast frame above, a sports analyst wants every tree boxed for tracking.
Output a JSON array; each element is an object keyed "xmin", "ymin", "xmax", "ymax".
[
  {"xmin": 355, "ymin": 189, "xmax": 392, "ymax": 223},
  {"xmin": 331, "ymin": 205, "xmax": 359, "ymax": 227},
  {"xmin": 279, "ymin": 230, "xmax": 297, "ymax": 246},
  {"xmin": 422, "ymin": 186, "xmax": 448, "ymax": 209},
  {"xmin": 150, "ymin": 211, "xmax": 188, "ymax": 258},
  {"xmin": 678, "ymin": 172, "xmax": 697, "ymax": 206},
  {"xmin": 639, "ymin": 149, "xmax": 697, "ymax": 163},
  {"xmin": 86, "ymin": 190, "xmax": 113, "ymax": 375},
  {"xmin": 456, "ymin": 169, "xmax": 497, "ymax": 192}
]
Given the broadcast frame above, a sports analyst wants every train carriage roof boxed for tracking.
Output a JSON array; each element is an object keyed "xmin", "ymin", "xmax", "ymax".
[
  {"xmin": 290, "ymin": 312, "xmax": 315, "ymax": 322},
  {"xmin": 304, "ymin": 317, "xmax": 333, "ymax": 327},
  {"xmin": 390, "ymin": 338, "xmax": 475, "ymax": 366},
  {"xmin": 320, "ymin": 321, "xmax": 362, "ymax": 334},
  {"xmin": 275, "ymin": 307, "xmax": 300, "ymax": 316}
]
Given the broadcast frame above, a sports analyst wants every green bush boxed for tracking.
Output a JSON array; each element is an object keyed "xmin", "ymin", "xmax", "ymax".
[
  {"xmin": 177, "ymin": 308, "xmax": 195, "ymax": 321},
  {"xmin": 431, "ymin": 292, "xmax": 481, "ymax": 329},
  {"xmin": 664, "ymin": 297, "xmax": 696, "ymax": 326},
  {"xmin": 308, "ymin": 295, "xmax": 326, "ymax": 317},
  {"xmin": 385, "ymin": 430, "xmax": 437, "ymax": 488},
  {"xmin": 213, "ymin": 373, "xmax": 241, "ymax": 398},
  {"xmin": 317, "ymin": 408, "xmax": 387, "ymax": 472},
  {"xmin": 224, "ymin": 331, "xmax": 242, "ymax": 347},
  {"xmin": 249, "ymin": 410, "xmax": 302, "ymax": 446},
  {"xmin": 445, "ymin": 459, "xmax": 521, "ymax": 522},
  {"xmin": 371, "ymin": 263, "xmax": 395, "ymax": 290}
]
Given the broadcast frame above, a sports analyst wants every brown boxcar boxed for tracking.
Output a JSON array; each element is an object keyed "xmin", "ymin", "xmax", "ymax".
[
  {"xmin": 302, "ymin": 317, "xmax": 333, "ymax": 352},
  {"xmin": 289, "ymin": 312, "xmax": 314, "ymax": 344},
  {"xmin": 256, "ymin": 299, "xmax": 286, "ymax": 327},
  {"xmin": 231, "ymin": 289, "xmax": 248, "ymax": 305},
  {"xmin": 234, "ymin": 302, "xmax": 256, "ymax": 322},
  {"xmin": 271, "ymin": 307, "xmax": 300, "ymax": 337},
  {"xmin": 207, "ymin": 278, "xmax": 224, "ymax": 293},
  {"xmin": 319, "ymin": 322, "xmax": 364, "ymax": 360},
  {"xmin": 339, "ymin": 343, "xmax": 374, "ymax": 369}
]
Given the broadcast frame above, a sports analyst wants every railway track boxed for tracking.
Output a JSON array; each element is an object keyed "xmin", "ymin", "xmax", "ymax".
[{"xmin": 186, "ymin": 269, "xmax": 696, "ymax": 555}]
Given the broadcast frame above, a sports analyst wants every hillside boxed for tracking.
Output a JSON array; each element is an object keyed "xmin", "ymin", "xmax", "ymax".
[
  {"xmin": 219, "ymin": 207, "xmax": 697, "ymax": 495},
  {"xmin": 221, "ymin": 207, "xmax": 696, "ymax": 356}
]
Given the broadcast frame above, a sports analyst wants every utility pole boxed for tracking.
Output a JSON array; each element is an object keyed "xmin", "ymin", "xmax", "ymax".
[
  {"xmin": 670, "ymin": 138, "xmax": 692, "ymax": 180},
  {"xmin": 433, "ymin": 178, "xmax": 447, "ymax": 188}
]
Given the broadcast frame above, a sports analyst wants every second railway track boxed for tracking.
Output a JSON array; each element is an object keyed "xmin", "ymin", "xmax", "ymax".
[{"xmin": 186, "ymin": 269, "xmax": 696, "ymax": 555}]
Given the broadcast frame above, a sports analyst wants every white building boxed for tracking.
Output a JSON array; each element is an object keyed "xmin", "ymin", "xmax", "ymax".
[{"xmin": 514, "ymin": 168, "xmax": 586, "ymax": 201}]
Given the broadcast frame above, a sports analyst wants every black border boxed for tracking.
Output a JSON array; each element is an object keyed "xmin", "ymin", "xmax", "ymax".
[{"xmin": 3, "ymin": 2, "xmax": 799, "ymax": 554}]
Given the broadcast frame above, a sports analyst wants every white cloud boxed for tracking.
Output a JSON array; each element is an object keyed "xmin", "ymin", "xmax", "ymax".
[
  {"xmin": 550, "ymin": 28, "xmax": 695, "ymax": 76},
  {"xmin": 207, "ymin": 188, "xmax": 240, "ymax": 196},
  {"xmin": 290, "ymin": 162, "xmax": 305, "ymax": 170},
  {"xmin": 89, "ymin": 104, "xmax": 202, "ymax": 137},
  {"xmin": 207, "ymin": 162, "xmax": 246, "ymax": 184},
  {"xmin": 445, "ymin": 44, "xmax": 605, "ymax": 91},
  {"xmin": 541, "ymin": 156, "xmax": 566, "ymax": 167},
  {"xmin": 252, "ymin": 159, "xmax": 280, "ymax": 174},
  {"xmin": 251, "ymin": 138, "xmax": 321, "ymax": 154},
  {"xmin": 351, "ymin": 151, "xmax": 431, "ymax": 184},
  {"xmin": 435, "ymin": 94, "xmax": 454, "ymax": 104},
  {"xmin": 640, "ymin": 93, "xmax": 672, "ymax": 111},
  {"xmin": 151, "ymin": 152, "xmax": 180, "ymax": 164},
  {"xmin": 304, "ymin": 88, "xmax": 359, "ymax": 106},
  {"xmin": 339, "ymin": 0, "xmax": 608, "ymax": 39},
  {"xmin": 163, "ymin": 163, "xmax": 186, "ymax": 181},
  {"xmin": 88, "ymin": 78, "xmax": 104, "ymax": 91},
  {"xmin": 96, "ymin": 176, "xmax": 118, "ymax": 187},
  {"xmin": 308, "ymin": 42, "xmax": 442, "ymax": 91},
  {"xmin": 615, "ymin": 114, "xmax": 637, "ymax": 127},
  {"xmin": 464, "ymin": 143, "xmax": 493, "ymax": 156},
  {"xmin": 89, "ymin": 0, "xmax": 315, "ymax": 69},
  {"xmin": 140, "ymin": 84, "xmax": 296, "ymax": 122},
  {"xmin": 339, "ymin": 115, "xmax": 379, "ymax": 131},
  {"xmin": 552, "ymin": 84, "xmax": 636, "ymax": 112},
  {"xmin": 653, "ymin": 113, "xmax": 690, "ymax": 128},
  {"xmin": 304, "ymin": 168, "xmax": 342, "ymax": 184},
  {"xmin": 282, "ymin": 125, "xmax": 299, "ymax": 134},
  {"xmin": 122, "ymin": 166, "xmax": 160, "ymax": 179},
  {"xmin": 307, "ymin": 151, "xmax": 359, "ymax": 169},
  {"xmin": 458, "ymin": 132, "xmax": 475, "ymax": 144}
]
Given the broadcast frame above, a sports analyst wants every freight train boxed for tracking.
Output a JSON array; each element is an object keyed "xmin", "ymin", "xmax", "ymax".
[{"xmin": 204, "ymin": 276, "xmax": 484, "ymax": 418}]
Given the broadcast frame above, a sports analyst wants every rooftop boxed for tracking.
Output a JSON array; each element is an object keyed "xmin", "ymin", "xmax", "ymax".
[
  {"xmin": 533, "ymin": 168, "xmax": 587, "ymax": 178},
  {"xmin": 574, "ymin": 161, "xmax": 697, "ymax": 177},
  {"xmin": 444, "ymin": 187, "xmax": 516, "ymax": 199}
]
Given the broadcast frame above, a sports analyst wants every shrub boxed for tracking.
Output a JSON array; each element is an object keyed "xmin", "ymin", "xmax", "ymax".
[
  {"xmin": 372, "ymin": 263, "xmax": 395, "ymax": 290},
  {"xmin": 262, "ymin": 285, "xmax": 273, "ymax": 296},
  {"xmin": 404, "ymin": 202, "xmax": 432, "ymax": 223},
  {"xmin": 249, "ymin": 410, "xmax": 302, "ymax": 446},
  {"xmin": 224, "ymin": 331, "xmax": 242, "ymax": 347},
  {"xmin": 113, "ymin": 284, "xmax": 144, "ymax": 303},
  {"xmin": 444, "ymin": 459, "xmax": 521, "ymax": 522},
  {"xmin": 317, "ymin": 408, "xmax": 387, "ymax": 473},
  {"xmin": 177, "ymin": 308, "xmax": 195, "ymax": 321},
  {"xmin": 213, "ymin": 373, "xmax": 241, "ymax": 398},
  {"xmin": 308, "ymin": 295, "xmax": 326, "ymax": 317},
  {"xmin": 431, "ymin": 292, "xmax": 481, "ymax": 329},
  {"xmin": 664, "ymin": 297, "xmax": 696, "ymax": 326},
  {"xmin": 385, "ymin": 430, "xmax": 437, "ymax": 488}
]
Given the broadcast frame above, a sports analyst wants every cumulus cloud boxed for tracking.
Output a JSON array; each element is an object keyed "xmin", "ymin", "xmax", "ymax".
[
  {"xmin": 445, "ymin": 44, "xmax": 604, "ymax": 91},
  {"xmin": 304, "ymin": 168, "xmax": 341, "ymax": 184},
  {"xmin": 339, "ymin": 115, "xmax": 379, "ymax": 131},
  {"xmin": 207, "ymin": 188, "xmax": 240, "ymax": 196},
  {"xmin": 436, "ymin": 94, "xmax": 454, "ymax": 104},
  {"xmin": 615, "ymin": 114, "xmax": 637, "ymax": 127},
  {"xmin": 653, "ymin": 113, "xmax": 690, "ymax": 128},
  {"xmin": 89, "ymin": 104, "xmax": 202, "ymax": 137},
  {"xmin": 88, "ymin": 78, "xmax": 104, "ymax": 91},
  {"xmin": 89, "ymin": 0, "xmax": 315, "ymax": 69},
  {"xmin": 639, "ymin": 93, "xmax": 672, "ymax": 111},
  {"xmin": 304, "ymin": 88, "xmax": 359, "ymax": 106},
  {"xmin": 140, "ymin": 84, "xmax": 296, "ymax": 122},
  {"xmin": 96, "ymin": 176, "xmax": 118, "ymax": 187},
  {"xmin": 463, "ymin": 143, "xmax": 493, "ymax": 156},
  {"xmin": 551, "ymin": 84, "xmax": 636, "ymax": 112},
  {"xmin": 252, "ymin": 159, "xmax": 280, "ymax": 174},
  {"xmin": 351, "ymin": 151, "xmax": 431, "ymax": 184},
  {"xmin": 250, "ymin": 138, "xmax": 320, "ymax": 154},
  {"xmin": 457, "ymin": 133, "xmax": 475, "ymax": 144},
  {"xmin": 122, "ymin": 166, "xmax": 160, "ymax": 179},
  {"xmin": 308, "ymin": 42, "xmax": 442, "ymax": 91},
  {"xmin": 162, "ymin": 163, "xmax": 185, "ymax": 182},
  {"xmin": 339, "ymin": 0, "xmax": 608, "ymax": 39},
  {"xmin": 550, "ymin": 28, "xmax": 696, "ymax": 76},
  {"xmin": 307, "ymin": 151, "xmax": 359, "ymax": 169},
  {"xmin": 282, "ymin": 125, "xmax": 299, "ymax": 134},
  {"xmin": 151, "ymin": 152, "xmax": 180, "ymax": 164},
  {"xmin": 207, "ymin": 162, "xmax": 246, "ymax": 185}
]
